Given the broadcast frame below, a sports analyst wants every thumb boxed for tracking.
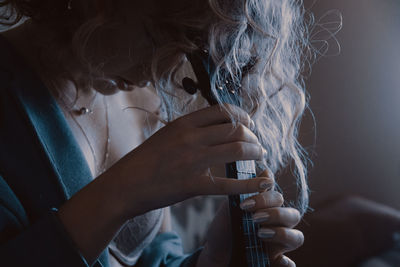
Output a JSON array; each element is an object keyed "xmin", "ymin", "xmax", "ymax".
[{"xmin": 196, "ymin": 201, "xmax": 232, "ymax": 267}]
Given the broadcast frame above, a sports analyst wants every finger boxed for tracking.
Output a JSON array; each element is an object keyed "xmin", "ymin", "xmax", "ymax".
[
  {"xmin": 204, "ymin": 142, "xmax": 265, "ymax": 165},
  {"xmin": 197, "ymin": 123, "xmax": 259, "ymax": 146},
  {"xmin": 240, "ymin": 191, "xmax": 284, "ymax": 212},
  {"xmin": 258, "ymin": 227, "xmax": 304, "ymax": 254},
  {"xmin": 252, "ymin": 207, "xmax": 301, "ymax": 228},
  {"xmin": 181, "ymin": 104, "xmax": 254, "ymax": 129},
  {"xmin": 193, "ymin": 176, "xmax": 274, "ymax": 196},
  {"xmin": 258, "ymin": 168, "xmax": 273, "ymax": 178},
  {"xmin": 273, "ymin": 255, "xmax": 296, "ymax": 267}
]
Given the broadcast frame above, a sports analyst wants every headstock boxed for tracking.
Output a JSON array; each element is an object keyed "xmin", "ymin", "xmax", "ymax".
[
  {"xmin": 183, "ymin": 49, "xmax": 256, "ymax": 108},
  {"xmin": 182, "ymin": 49, "xmax": 218, "ymax": 105},
  {"xmin": 182, "ymin": 49, "xmax": 239, "ymax": 106}
]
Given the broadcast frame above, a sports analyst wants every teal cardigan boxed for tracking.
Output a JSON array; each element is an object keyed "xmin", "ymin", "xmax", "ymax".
[{"xmin": 0, "ymin": 36, "xmax": 200, "ymax": 266}]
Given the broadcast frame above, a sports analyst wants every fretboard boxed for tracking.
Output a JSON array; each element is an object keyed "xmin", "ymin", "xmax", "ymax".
[
  {"xmin": 227, "ymin": 160, "xmax": 270, "ymax": 267},
  {"xmin": 183, "ymin": 48, "xmax": 270, "ymax": 267}
]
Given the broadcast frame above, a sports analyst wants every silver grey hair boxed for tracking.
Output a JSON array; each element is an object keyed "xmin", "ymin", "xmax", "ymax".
[
  {"xmin": 151, "ymin": 0, "xmax": 312, "ymax": 214},
  {"xmin": 1, "ymin": 0, "xmax": 312, "ymax": 214}
]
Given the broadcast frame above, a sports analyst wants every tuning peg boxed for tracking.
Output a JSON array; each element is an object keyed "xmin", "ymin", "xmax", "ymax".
[{"xmin": 182, "ymin": 77, "xmax": 198, "ymax": 95}]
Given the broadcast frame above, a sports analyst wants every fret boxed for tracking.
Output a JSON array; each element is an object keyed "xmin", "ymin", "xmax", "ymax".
[
  {"xmin": 238, "ymin": 172, "xmax": 256, "ymax": 180},
  {"xmin": 236, "ymin": 160, "xmax": 256, "ymax": 173},
  {"xmin": 237, "ymin": 172, "xmax": 255, "ymax": 177},
  {"xmin": 229, "ymin": 111, "xmax": 268, "ymax": 266},
  {"xmin": 231, "ymin": 144, "xmax": 269, "ymax": 267},
  {"xmin": 225, "ymin": 157, "xmax": 268, "ymax": 267},
  {"xmin": 237, "ymin": 172, "xmax": 256, "ymax": 176}
]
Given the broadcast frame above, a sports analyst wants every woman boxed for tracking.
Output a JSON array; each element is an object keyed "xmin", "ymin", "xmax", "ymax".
[{"xmin": 0, "ymin": 0, "xmax": 309, "ymax": 266}]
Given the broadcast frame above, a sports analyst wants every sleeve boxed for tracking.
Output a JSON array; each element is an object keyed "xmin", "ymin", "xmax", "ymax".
[
  {"xmin": 135, "ymin": 232, "xmax": 203, "ymax": 267},
  {"xmin": 0, "ymin": 175, "xmax": 107, "ymax": 267}
]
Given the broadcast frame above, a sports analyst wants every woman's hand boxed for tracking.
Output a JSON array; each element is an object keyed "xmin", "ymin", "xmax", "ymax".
[
  {"xmin": 242, "ymin": 191, "xmax": 303, "ymax": 266},
  {"xmin": 108, "ymin": 104, "xmax": 272, "ymax": 219},
  {"xmin": 196, "ymin": 174, "xmax": 304, "ymax": 267},
  {"xmin": 58, "ymin": 104, "xmax": 272, "ymax": 263}
]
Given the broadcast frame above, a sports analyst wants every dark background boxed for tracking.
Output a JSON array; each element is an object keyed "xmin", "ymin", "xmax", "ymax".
[{"xmin": 300, "ymin": 0, "xmax": 400, "ymax": 209}]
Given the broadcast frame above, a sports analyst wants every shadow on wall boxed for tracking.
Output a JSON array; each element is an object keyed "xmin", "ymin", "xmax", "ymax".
[{"xmin": 297, "ymin": 0, "xmax": 400, "ymax": 208}]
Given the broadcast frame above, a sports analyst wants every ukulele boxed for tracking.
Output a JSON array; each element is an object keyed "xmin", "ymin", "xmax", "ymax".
[{"xmin": 183, "ymin": 49, "xmax": 270, "ymax": 267}]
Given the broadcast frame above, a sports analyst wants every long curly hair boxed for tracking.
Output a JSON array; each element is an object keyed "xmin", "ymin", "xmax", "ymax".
[{"xmin": 1, "ymin": 0, "xmax": 312, "ymax": 214}]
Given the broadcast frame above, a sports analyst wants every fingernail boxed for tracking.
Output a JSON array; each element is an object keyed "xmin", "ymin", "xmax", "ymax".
[
  {"xmin": 280, "ymin": 256, "xmax": 289, "ymax": 266},
  {"xmin": 240, "ymin": 199, "xmax": 256, "ymax": 210},
  {"xmin": 252, "ymin": 212, "xmax": 270, "ymax": 223},
  {"xmin": 258, "ymin": 228, "xmax": 275, "ymax": 239},
  {"xmin": 259, "ymin": 180, "xmax": 273, "ymax": 190},
  {"xmin": 250, "ymin": 119, "xmax": 255, "ymax": 131},
  {"xmin": 262, "ymin": 148, "xmax": 268, "ymax": 158}
]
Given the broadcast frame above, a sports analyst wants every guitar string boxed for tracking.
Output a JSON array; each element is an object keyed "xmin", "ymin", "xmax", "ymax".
[
  {"xmin": 257, "ymin": 203, "xmax": 268, "ymax": 266},
  {"xmin": 243, "ymin": 193, "xmax": 254, "ymax": 265},
  {"xmin": 241, "ymin": 174, "xmax": 253, "ymax": 265},
  {"xmin": 253, "ymin": 186, "xmax": 266, "ymax": 267},
  {"xmin": 236, "ymin": 164, "xmax": 266, "ymax": 266},
  {"xmin": 238, "ymin": 162, "xmax": 268, "ymax": 267},
  {"xmin": 238, "ymin": 170, "xmax": 253, "ymax": 265},
  {"xmin": 247, "ymin": 191, "xmax": 257, "ymax": 267},
  {"xmin": 240, "ymin": 171, "xmax": 252, "ymax": 265},
  {"xmin": 251, "ymin": 178, "xmax": 265, "ymax": 267},
  {"xmin": 245, "ymin": 194, "xmax": 253, "ymax": 266},
  {"xmin": 250, "ymin": 191, "xmax": 261, "ymax": 267},
  {"xmin": 241, "ymin": 194, "xmax": 248, "ymax": 264},
  {"xmin": 239, "ymin": 167, "xmax": 259, "ymax": 266},
  {"xmin": 252, "ymin": 192, "xmax": 262, "ymax": 267},
  {"xmin": 257, "ymin": 218, "xmax": 265, "ymax": 266}
]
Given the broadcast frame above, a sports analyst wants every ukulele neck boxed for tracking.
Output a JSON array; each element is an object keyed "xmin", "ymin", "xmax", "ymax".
[
  {"xmin": 183, "ymin": 48, "xmax": 270, "ymax": 267},
  {"xmin": 226, "ymin": 160, "xmax": 269, "ymax": 267}
]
